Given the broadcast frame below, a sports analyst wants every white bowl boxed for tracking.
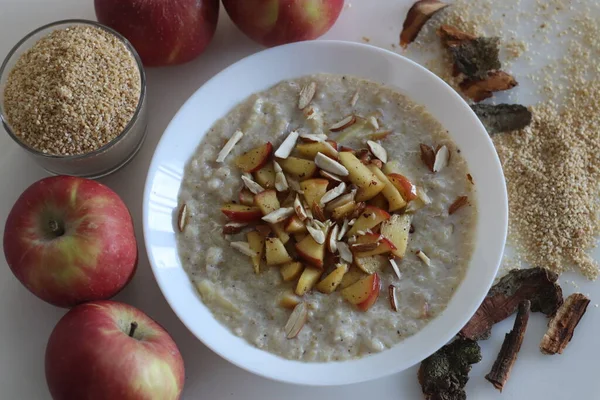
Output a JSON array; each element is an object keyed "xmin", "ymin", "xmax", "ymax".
[{"xmin": 143, "ymin": 40, "xmax": 508, "ymax": 386}]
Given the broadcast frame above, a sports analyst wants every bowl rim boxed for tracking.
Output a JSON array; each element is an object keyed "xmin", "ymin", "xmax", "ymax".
[
  {"xmin": 143, "ymin": 40, "xmax": 508, "ymax": 386},
  {"xmin": 0, "ymin": 19, "xmax": 147, "ymax": 160}
]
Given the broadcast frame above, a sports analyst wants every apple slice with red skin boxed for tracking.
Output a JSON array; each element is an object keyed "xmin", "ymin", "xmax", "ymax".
[
  {"xmin": 354, "ymin": 255, "xmax": 388, "ymax": 275},
  {"xmin": 221, "ymin": 203, "xmax": 262, "ymax": 222},
  {"xmin": 380, "ymin": 214, "xmax": 412, "ymax": 258},
  {"xmin": 346, "ymin": 206, "xmax": 390, "ymax": 237},
  {"xmin": 368, "ymin": 165, "xmax": 407, "ymax": 211},
  {"xmin": 295, "ymin": 140, "xmax": 338, "ymax": 159},
  {"xmin": 353, "ymin": 233, "xmax": 397, "ymax": 257},
  {"xmin": 278, "ymin": 156, "xmax": 318, "ymax": 180},
  {"xmin": 253, "ymin": 189, "xmax": 280, "ymax": 215},
  {"xmin": 45, "ymin": 300, "xmax": 184, "ymax": 399},
  {"xmin": 341, "ymin": 273, "xmax": 381, "ymax": 311},
  {"xmin": 239, "ymin": 188, "xmax": 255, "ymax": 206},
  {"xmin": 234, "ymin": 142, "xmax": 273, "ymax": 173},
  {"xmin": 3, "ymin": 176, "xmax": 138, "ymax": 308},
  {"xmin": 387, "ymin": 173, "xmax": 418, "ymax": 202},
  {"xmin": 295, "ymin": 235, "xmax": 325, "ymax": 268}
]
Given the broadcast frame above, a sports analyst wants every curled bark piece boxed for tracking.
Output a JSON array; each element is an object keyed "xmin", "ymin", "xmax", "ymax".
[
  {"xmin": 460, "ymin": 268, "xmax": 563, "ymax": 340},
  {"xmin": 460, "ymin": 71, "xmax": 518, "ymax": 102},
  {"xmin": 418, "ymin": 337, "xmax": 482, "ymax": 400},
  {"xmin": 540, "ymin": 293, "xmax": 590, "ymax": 355},
  {"xmin": 471, "ymin": 104, "xmax": 533, "ymax": 134},
  {"xmin": 400, "ymin": 0, "xmax": 449, "ymax": 48},
  {"xmin": 485, "ymin": 300, "xmax": 531, "ymax": 392}
]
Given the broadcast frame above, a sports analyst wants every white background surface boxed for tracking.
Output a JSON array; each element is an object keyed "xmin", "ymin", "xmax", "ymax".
[{"xmin": 0, "ymin": 1, "xmax": 598, "ymax": 399}]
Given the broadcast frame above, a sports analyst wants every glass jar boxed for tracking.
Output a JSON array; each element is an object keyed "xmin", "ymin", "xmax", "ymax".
[{"xmin": 0, "ymin": 19, "xmax": 148, "ymax": 179}]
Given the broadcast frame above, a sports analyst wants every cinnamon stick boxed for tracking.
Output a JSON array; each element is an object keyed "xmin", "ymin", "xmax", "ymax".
[
  {"xmin": 540, "ymin": 293, "xmax": 590, "ymax": 355},
  {"xmin": 485, "ymin": 300, "xmax": 531, "ymax": 392}
]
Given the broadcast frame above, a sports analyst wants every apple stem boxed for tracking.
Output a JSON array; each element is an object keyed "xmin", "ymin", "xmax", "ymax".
[
  {"xmin": 48, "ymin": 220, "xmax": 65, "ymax": 237},
  {"xmin": 129, "ymin": 322, "xmax": 138, "ymax": 338}
]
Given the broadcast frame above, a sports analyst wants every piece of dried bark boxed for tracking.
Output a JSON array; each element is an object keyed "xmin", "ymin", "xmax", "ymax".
[
  {"xmin": 420, "ymin": 144, "xmax": 435, "ymax": 172},
  {"xmin": 540, "ymin": 293, "xmax": 590, "ymax": 355},
  {"xmin": 418, "ymin": 337, "xmax": 482, "ymax": 400},
  {"xmin": 485, "ymin": 300, "xmax": 531, "ymax": 392},
  {"xmin": 460, "ymin": 71, "xmax": 518, "ymax": 102},
  {"xmin": 449, "ymin": 37, "xmax": 501, "ymax": 79},
  {"xmin": 437, "ymin": 24, "xmax": 476, "ymax": 47},
  {"xmin": 471, "ymin": 104, "xmax": 533, "ymax": 134},
  {"xmin": 460, "ymin": 268, "xmax": 563, "ymax": 340},
  {"xmin": 400, "ymin": 0, "xmax": 449, "ymax": 48}
]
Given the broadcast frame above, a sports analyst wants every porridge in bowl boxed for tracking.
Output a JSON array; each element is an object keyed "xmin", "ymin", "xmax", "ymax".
[{"xmin": 176, "ymin": 73, "xmax": 477, "ymax": 362}]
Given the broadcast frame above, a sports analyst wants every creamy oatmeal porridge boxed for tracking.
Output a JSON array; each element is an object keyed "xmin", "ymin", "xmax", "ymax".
[{"xmin": 176, "ymin": 73, "xmax": 477, "ymax": 362}]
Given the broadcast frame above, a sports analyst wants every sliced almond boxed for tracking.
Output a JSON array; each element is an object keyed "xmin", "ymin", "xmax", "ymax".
[
  {"xmin": 177, "ymin": 204, "xmax": 188, "ymax": 232},
  {"xmin": 304, "ymin": 202, "xmax": 313, "ymax": 219},
  {"xmin": 348, "ymin": 218, "xmax": 357, "ymax": 226},
  {"xmin": 337, "ymin": 242, "xmax": 353, "ymax": 263},
  {"xmin": 367, "ymin": 115, "xmax": 380, "ymax": 130},
  {"xmin": 350, "ymin": 91, "xmax": 360, "ymax": 107},
  {"xmin": 216, "ymin": 130, "xmax": 243, "ymax": 163},
  {"xmin": 416, "ymin": 250, "xmax": 431, "ymax": 266},
  {"xmin": 338, "ymin": 219, "xmax": 350, "ymax": 240},
  {"xmin": 307, "ymin": 223, "xmax": 326, "ymax": 244},
  {"xmin": 350, "ymin": 242, "xmax": 378, "ymax": 252},
  {"xmin": 285, "ymin": 302, "xmax": 308, "ymax": 339},
  {"xmin": 322, "ymin": 141, "xmax": 340, "ymax": 158},
  {"xmin": 315, "ymin": 152, "xmax": 349, "ymax": 176},
  {"xmin": 433, "ymin": 145, "xmax": 449, "ymax": 173},
  {"xmin": 230, "ymin": 241, "xmax": 258, "ymax": 257},
  {"xmin": 329, "ymin": 115, "xmax": 357, "ymax": 132},
  {"xmin": 389, "ymin": 285, "xmax": 398, "ymax": 312},
  {"xmin": 320, "ymin": 170, "xmax": 343, "ymax": 182},
  {"xmin": 294, "ymin": 195, "xmax": 308, "ymax": 221},
  {"xmin": 367, "ymin": 140, "xmax": 388, "ymax": 163},
  {"xmin": 389, "ymin": 258, "xmax": 402, "ymax": 280},
  {"xmin": 273, "ymin": 160, "xmax": 283, "ymax": 173},
  {"xmin": 275, "ymin": 172, "xmax": 289, "ymax": 192},
  {"xmin": 298, "ymin": 82, "xmax": 317, "ymax": 110},
  {"xmin": 241, "ymin": 174, "xmax": 265, "ymax": 194},
  {"xmin": 418, "ymin": 187, "xmax": 432, "ymax": 205},
  {"xmin": 299, "ymin": 132, "xmax": 328, "ymax": 142},
  {"xmin": 312, "ymin": 202, "xmax": 327, "ymax": 222},
  {"xmin": 449, "ymin": 196, "xmax": 468, "ymax": 215},
  {"xmin": 223, "ymin": 222, "xmax": 248, "ymax": 235},
  {"xmin": 325, "ymin": 189, "xmax": 356, "ymax": 211},
  {"xmin": 319, "ymin": 182, "xmax": 347, "ymax": 207},
  {"xmin": 262, "ymin": 207, "xmax": 294, "ymax": 224},
  {"xmin": 274, "ymin": 130, "xmax": 299, "ymax": 159},
  {"xmin": 311, "ymin": 219, "xmax": 326, "ymax": 229},
  {"xmin": 328, "ymin": 224, "xmax": 339, "ymax": 253},
  {"xmin": 287, "ymin": 177, "xmax": 303, "ymax": 194},
  {"xmin": 420, "ymin": 144, "xmax": 435, "ymax": 172}
]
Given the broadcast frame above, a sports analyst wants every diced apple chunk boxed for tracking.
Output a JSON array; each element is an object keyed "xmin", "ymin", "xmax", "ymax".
[
  {"xmin": 340, "ymin": 266, "xmax": 368, "ymax": 289},
  {"xmin": 284, "ymin": 215, "xmax": 307, "ymax": 233},
  {"xmin": 387, "ymin": 173, "xmax": 418, "ymax": 202},
  {"xmin": 265, "ymin": 237, "xmax": 293, "ymax": 265},
  {"xmin": 221, "ymin": 204, "xmax": 263, "ymax": 222},
  {"xmin": 332, "ymin": 201, "xmax": 357, "ymax": 220},
  {"xmin": 368, "ymin": 193, "xmax": 388, "ymax": 210},
  {"xmin": 278, "ymin": 157, "xmax": 318, "ymax": 180},
  {"xmin": 279, "ymin": 291, "xmax": 302, "ymax": 309},
  {"xmin": 368, "ymin": 165, "xmax": 407, "ymax": 211},
  {"xmin": 339, "ymin": 152, "xmax": 385, "ymax": 201},
  {"xmin": 280, "ymin": 261, "xmax": 304, "ymax": 282},
  {"xmin": 346, "ymin": 206, "xmax": 390, "ymax": 237},
  {"xmin": 295, "ymin": 267, "xmax": 323, "ymax": 296},
  {"xmin": 254, "ymin": 189, "xmax": 280, "ymax": 215},
  {"xmin": 296, "ymin": 140, "xmax": 338, "ymax": 159},
  {"xmin": 300, "ymin": 178, "xmax": 329, "ymax": 207},
  {"xmin": 254, "ymin": 163, "xmax": 276, "ymax": 189},
  {"xmin": 247, "ymin": 231, "xmax": 265, "ymax": 274},
  {"xmin": 270, "ymin": 221, "xmax": 290, "ymax": 244},
  {"xmin": 234, "ymin": 142, "xmax": 273, "ymax": 173},
  {"xmin": 354, "ymin": 255, "xmax": 388, "ymax": 274},
  {"xmin": 341, "ymin": 273, "xmax": 381, "ymax": 309},
  {"xmin": 316, "ymin": 264, "xmax": 349, "ymax": 294},
  {"xmin": 380, "ymin": 214, "xmax": 411, "ymax": 258},
  {"xmin": 239, "ymin": 188, "xmax": 255, "ymax": 206},
  {"xmin": 295, "ymin": 235, "xmax": 325, "ymax": 268},
  {"xmin": 353, "ymin": 233, "xmax": 396, "ymax": 257}
]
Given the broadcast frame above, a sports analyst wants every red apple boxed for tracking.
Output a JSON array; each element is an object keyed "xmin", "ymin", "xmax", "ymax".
[
  {"xmin": 3, "ymin": 176, "xmax": 138, "ymax": 308},
  {"xmin": 222, "ymin": 0, "xmax": 344, "ymax": 47},
  {"xmin": 95, "ymin": 0, "xmax": 219, "ymax": 66},
  {"xmin": 45, "ymin": 301, "xmax": 185, "ymax": 400}
]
